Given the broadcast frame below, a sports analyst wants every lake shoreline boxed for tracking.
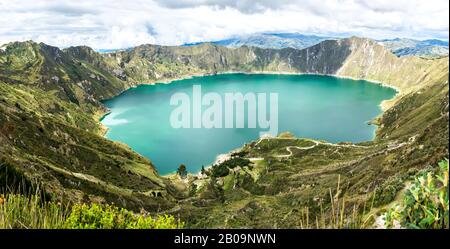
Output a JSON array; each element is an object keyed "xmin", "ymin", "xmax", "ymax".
[
  {"xmin": 97, "ymin": 71, "xmax": 400, "ymax": 134},
  {"xmin": 98, "ymin": 72, "xmax": 397, "ymax": 177}
]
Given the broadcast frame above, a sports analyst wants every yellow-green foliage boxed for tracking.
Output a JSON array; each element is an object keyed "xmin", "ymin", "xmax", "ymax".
[
  {"xmin": 65, "ymin": 203, "xmax": 184, "ymax": 229},
  {"xmin": 0, "ymin": 194, "xmax": 183, "ymax": 229},
  {"xmin": 385, "ymin": 160, "xmax": 449, "ymax": 229}
]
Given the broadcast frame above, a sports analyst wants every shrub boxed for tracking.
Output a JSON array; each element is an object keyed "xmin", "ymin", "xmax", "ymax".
[
  {"xmin": 210, "ymin": 157, "xmax": 251, "ymax": 178},
  {"xmin": 65, "ymin": 203, "xmax": 184, "ymax": 229},
  {"xmin": 385, "ymin": 159, "xmax": 449, "ymax": 229},
  {"xmin": 239, "ymin": 172, "xmax": 264, "ymax": 195},
  {"xmin": 372, "ymin": 175, "xmax": 404, "ymax": 207},
  {"xmin": 221, "ymin": 157, "xmax": 250, "ymax": 169},
  {"xmin": 211, "ymin": 164, "xmax": 230, "ymax": 177}
]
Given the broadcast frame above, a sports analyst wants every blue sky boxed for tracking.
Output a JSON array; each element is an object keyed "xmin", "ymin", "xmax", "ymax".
[{"xmin": 0, "ymin": 0, "xmax": 448, "ymax": 49}]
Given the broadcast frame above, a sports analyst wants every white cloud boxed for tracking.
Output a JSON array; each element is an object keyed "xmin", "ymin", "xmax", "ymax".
[
  {"xmin": 0, "ymin": 0, "xmax": 448, "ymax": 49},
  {"xmin": 154, "ymin": 0, "xmax": 294, "ymax": 13}
]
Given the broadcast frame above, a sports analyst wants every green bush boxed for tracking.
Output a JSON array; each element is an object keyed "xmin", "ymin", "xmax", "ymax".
[
  {"xmin": 65, "ymin": 203, "xmax": 184, "ymax": 229},
  {"xmin": 211, "ymin": 157, "xmax": 251, "ymax": 177},
  {"xmin": 372, "ymin": 175, "xmax": 404, "ymax": 207},
  {"xmin": 211, "ymin": 164, "xmax": 230, "ymax": 177},
  {"xmin": 385, "ymin": 159, "xmax": 449, "ymax": 229},
  {"xmin": 221, "ymin": 157, "xmax": 250, "ymax": 169}
]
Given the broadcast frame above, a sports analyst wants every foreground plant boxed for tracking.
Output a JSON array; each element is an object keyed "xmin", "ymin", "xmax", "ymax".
[
  {"xmin": 0, "ymin": 193, "xmax": 183, "ymax": 229},
  {"xmin": 298, "ymin": 175, "xmax": 375, "ymax": 229},
  {"xmin": 0, "ymin": 193, "xmax": 68, "ymax": 229},
  {"xmin": 385, "ymin": 159, "xmax": 449, "ymax": 229},
  {"xmin": 65, "ymin": 203, "xmax": 184, "ymax": 229}
]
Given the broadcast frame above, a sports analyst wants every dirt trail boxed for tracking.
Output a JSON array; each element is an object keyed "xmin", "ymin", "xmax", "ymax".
[
  {"xmin": 250, "ymin": 134, "xmax": 418, "ymax": 160},
  {"xmin": 274, "ymin": 141, "xmax": 320, "ymax": 158},
  {"xmin": 254, "ymin": 137, "xmax": 370, "ymax": 159}
]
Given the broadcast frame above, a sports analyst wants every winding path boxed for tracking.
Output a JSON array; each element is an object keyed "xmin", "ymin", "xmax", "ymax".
[
  {"xmin": 248, "ymin": 134, "xmax": 418, "ymax": 162},
  {"xmin": 252, "ymin": 137, "xmax": 370, "ymax": 159},
  {"xmin": 274, "ymin": 142, "xmax": 320, "ymax": 158}
]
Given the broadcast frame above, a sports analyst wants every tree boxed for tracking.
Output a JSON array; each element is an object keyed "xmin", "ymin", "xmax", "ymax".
[
  {"xmin": 201, "ymin": 165, "xmax": 206, "ymax": 175},
  {"xmin": 211, "ymin": 163, "xmax": 229, "ymax": 177},
  {"xmin": 177, "ymin": 164, "xmax": 187, "ymax": 178}
]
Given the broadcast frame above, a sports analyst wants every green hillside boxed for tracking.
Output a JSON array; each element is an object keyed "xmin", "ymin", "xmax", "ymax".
[{"xmin": 0, "ymin": 37, "xmax": 448, "ymax": 228}]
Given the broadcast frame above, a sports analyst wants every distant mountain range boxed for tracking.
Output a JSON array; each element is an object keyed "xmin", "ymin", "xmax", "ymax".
[
  {"xmin": 184, "ymin": 33, "xmax": 449, "ymax": 58},
  {"xmin": 184, "ymin": 33, "xmax": 333, "ymax": 50},
  {"xmin": 378, "ymin": 38, "xmax": 449, "ymax": 58}
]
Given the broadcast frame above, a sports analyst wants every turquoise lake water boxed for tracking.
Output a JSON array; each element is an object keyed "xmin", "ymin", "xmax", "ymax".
[{"xmin": 101, "ymin": 74, "xmax": 396, "ymax": 175}]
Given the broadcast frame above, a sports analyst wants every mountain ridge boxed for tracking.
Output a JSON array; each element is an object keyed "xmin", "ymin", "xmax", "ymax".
[
  {"xmin": 180, "ymin": 33, "xmax": 448, "ymax": 58},
  {"xmin": 378, "ymin": 38, "xmax": 449, "ymax": 58}
]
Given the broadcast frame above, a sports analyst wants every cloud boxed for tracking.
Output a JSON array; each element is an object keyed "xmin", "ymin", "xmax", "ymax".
[
  {"xmin": 357, "ymin": 0, "xmax": 409, "ymax": 13},
  {"xmin": 7, "ymin": 1, "xmax": 99, "ymax": 16},
  {"xmin": 0, "ymin": 0, "xmax": 448, "ymax": 49},
  {"xmin": 154, "ymin": 0, "xmax": 293, "ymax": 13},
  {"xmin": 44, "ymin": 4, "xmax": 98, "ymax": 16}
]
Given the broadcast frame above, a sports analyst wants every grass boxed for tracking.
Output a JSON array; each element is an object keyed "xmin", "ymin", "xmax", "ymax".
[
  {"xmin": 3, "ymin": 160, "xmax": 446, "ymax": 229},
  {"xmin": 188, "ymin": 157, "xmax": 449, "ymax": 229},
  {"xmin": 0, "ymin": 192, "xmax": 69, "ymax": 229},
  {"xmin": 0, "ymin": 83, "xmax": 174, "ymax": 212},
  {"xmin": 296, "ymin": 175, "xmax": 376, "ymax": 229},
  {"xmin": 298, "ymin": 160, "xmax": 449, "ymax": 229},
  {"xmin": 0, "ymin": 192, "xmax": 184, "ymax": 229},
  {"xmin": 0, "ymin": 186, "xmax": 183, "ymax": 229}
]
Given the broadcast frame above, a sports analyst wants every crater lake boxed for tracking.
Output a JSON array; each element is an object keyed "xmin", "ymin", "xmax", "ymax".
[{"xmin": 101, "ymin": 74, "xmax": 396, "ymax": 174}]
